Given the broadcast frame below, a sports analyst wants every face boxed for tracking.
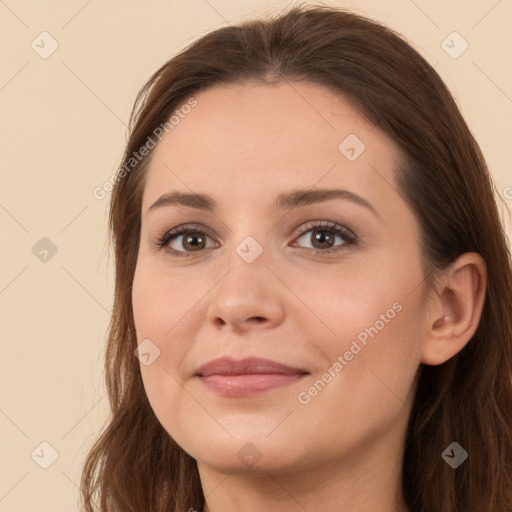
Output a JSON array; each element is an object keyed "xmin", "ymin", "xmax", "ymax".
[{"xmin": 132, "ymin": 81, "xmax": 429, "ymax": 476}]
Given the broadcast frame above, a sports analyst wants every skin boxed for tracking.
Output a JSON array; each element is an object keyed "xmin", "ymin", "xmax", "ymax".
[{"xmin": 131, "ymin": 81, "xmax": 487, "ymax": 512}]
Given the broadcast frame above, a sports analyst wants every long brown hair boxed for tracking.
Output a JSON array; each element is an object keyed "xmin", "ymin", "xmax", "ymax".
[{"xmin": 80, "ymin": 4, "xmax": 512, "ymax": 511}]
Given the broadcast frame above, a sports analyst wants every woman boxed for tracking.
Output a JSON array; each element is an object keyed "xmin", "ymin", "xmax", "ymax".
[{"xmin": 80, "ymin": 4, "xmax": 512, "ymax": 511}]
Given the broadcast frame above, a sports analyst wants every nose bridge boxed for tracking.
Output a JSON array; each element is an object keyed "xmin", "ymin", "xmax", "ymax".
[
  {"xmin": 221, "ymin": 229, "xmax": 271, "ymax": 293},
  {"xmin": 222, "ymin": 206, "xmax": 275, "ymax": 265}
]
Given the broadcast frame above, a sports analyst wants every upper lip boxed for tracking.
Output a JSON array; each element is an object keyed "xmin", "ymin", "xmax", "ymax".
[{"xmin": 196, "ymin": 356, "xmax": 309, "ymax": 377}]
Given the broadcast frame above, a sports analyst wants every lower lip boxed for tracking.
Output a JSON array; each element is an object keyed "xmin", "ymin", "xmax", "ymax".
[{"xmin": 198, "ymin": 373, "xmax": 308, "ymax": 397}]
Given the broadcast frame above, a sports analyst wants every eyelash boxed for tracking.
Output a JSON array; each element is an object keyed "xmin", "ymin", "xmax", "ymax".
[{"xmin": 154, "ymin": 220, "xmax": 357, "ymax": 258}]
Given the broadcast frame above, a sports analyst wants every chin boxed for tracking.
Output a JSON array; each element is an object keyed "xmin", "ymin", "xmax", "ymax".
[{"xmin": 178, "ymin": 430, "xmax": 302, "ymax": 475}]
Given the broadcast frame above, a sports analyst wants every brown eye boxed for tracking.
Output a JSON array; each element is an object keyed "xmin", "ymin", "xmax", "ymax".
[
  {"xmin": 292, "ymin": 221, "xmax": 357, "ymax": 254},
  {"xmin": 156, "ymin": 224, "xmax": 218, "ymax": 257},
  {"xmin": 175, "ymin": 231, "xmax": 207, "ymax": 252}
]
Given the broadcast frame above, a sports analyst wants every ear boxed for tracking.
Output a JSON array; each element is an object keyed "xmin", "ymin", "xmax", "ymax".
[{"xmin": 421, "ymin": 252, "xmax": 487, "ymax": 365}]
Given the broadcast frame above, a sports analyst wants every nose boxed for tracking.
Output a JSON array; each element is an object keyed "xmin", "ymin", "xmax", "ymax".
[{"xmin": 205, "ymin": 244, "xmax": 286, "ymax": 333}]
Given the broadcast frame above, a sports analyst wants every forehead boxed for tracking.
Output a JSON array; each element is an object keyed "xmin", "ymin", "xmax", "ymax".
[{"xmin": 141, "ymin": 81, "xmax": 402, "ymax": 216}]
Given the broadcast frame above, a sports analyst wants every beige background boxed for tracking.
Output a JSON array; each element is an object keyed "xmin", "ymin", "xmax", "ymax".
[{"xmin": 1, "ymin": 0, "xmax": 511, "ymax": 510}]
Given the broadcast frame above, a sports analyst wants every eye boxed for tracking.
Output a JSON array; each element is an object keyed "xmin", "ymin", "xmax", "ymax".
[
  {"xmin": 154, "ymin": 220, "xmax": 357, "ymax": 257},
  {"xmin": 291, "ymin": 220, "xmax": 357, "ymax": 254},
  {"xmin": 154, "ymin": 224, "xmax": 218, "ymax": 257}
]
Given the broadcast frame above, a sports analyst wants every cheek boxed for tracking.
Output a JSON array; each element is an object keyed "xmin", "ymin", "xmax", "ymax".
[
  {"xmin": 308, "ymin": 261, "xmax": 424, "ymax": 409},
  {"xmin": 297, "ymin": 303, "xmax": 422, "ymax": 460},
  {"xmin": 325, "ymin": 249, "xmax": 425, "ymax": 363},
  {"xmin": 132, "ymin": 274, "xmax": 190, "ymax": 395},
  {"xmin": 131, "ymin": 264, "xmax": 202, "ymax": 419},
  {"xmin": 132, "ymin": 276, "xmax": 195, "ymax": 448},
  {"xmin": 288, "ymin": 262, "xmax": 404, "ymax": 354},
  {"xmin": 132, "ymin": 264, "xmax": 194, "ymax": 340},
  {"xmin": 320, "ymin": 285, "xmax": 423, "ymax": 418}
]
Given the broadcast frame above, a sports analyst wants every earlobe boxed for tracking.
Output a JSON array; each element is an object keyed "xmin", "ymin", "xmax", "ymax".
[{"xmin": 420, "ymin": 252, "xmax": 487, "ymax": 366}]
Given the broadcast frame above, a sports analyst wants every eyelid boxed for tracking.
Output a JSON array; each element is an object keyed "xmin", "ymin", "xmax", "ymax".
[{"xmin": 291, "ymin": 219, "xmax": 356, "ymax": 241}]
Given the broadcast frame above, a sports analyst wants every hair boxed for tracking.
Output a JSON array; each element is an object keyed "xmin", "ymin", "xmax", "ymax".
[{"xmin": 80, "ymin": 3, "xmax": 512, "ymax": 511}]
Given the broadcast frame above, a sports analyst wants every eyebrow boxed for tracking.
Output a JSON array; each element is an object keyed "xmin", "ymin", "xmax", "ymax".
[{"xmin": 147, "ymin": 188, "xmax": 381, "ymax": 220}]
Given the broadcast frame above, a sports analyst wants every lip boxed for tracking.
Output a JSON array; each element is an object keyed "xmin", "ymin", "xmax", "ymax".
[
  {"xmin": 196, "ymin": 356, "xmax": 308, "ymax": 377},
  {"xmin": 195, "ymin": 356, "xmax": 309, "ymax": 397}
]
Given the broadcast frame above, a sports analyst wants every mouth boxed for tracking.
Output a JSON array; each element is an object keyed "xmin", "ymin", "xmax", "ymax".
[{"xmin": 195, "ymin": 356, "xmax": 309, "ymax": 397}]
